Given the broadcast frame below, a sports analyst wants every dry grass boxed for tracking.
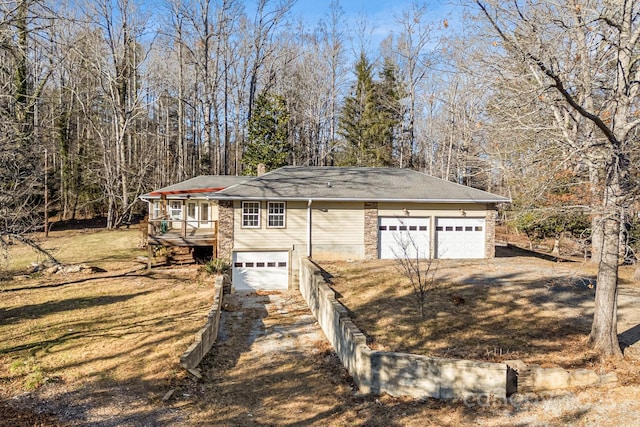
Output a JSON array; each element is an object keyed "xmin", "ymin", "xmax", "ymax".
[
  {"xmin": 0, "ymin": 228, "xmax": 216, "ymax": 425},
  {"xmin": 2, "ymin": 228, "xmax": 146, "ymax": 272},
  {"xmin": 319, "ymin": 249, "xmax": 638, "ymax": 369},
  {"xmin": 2, "ymin": 229, "xmax": 639, "ymax": 426}
]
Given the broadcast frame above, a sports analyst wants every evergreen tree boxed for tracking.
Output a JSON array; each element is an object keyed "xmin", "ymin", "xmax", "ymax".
[
  {"xmin": 374, "ymin": 56, "xmax": 404, "ymax": 166},
  {"xmin": 338, "ymin": 53, "xmax": 403, "ymax": 166},
  {"xmin": 243, "ymin": 92, "xmax": 291, "ymax": 175},
  {"xmin": 337, "ymin": 53, "xmax": 378, "ymax": 166}
]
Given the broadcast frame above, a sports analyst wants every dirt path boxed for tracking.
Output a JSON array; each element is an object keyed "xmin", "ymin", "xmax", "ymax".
[
  {"xmin": 172, "ymin": 283, "xmax": 640, "ymax": 427},
  {"xmin": 178, "ymin": 291, "xmax": 359, "ymax": 426}
]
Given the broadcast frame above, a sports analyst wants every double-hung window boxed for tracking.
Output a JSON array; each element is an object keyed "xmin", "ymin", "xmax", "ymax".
[
  {"xmin": 267, "ymin": 202, "xmax": 286, "ymax": 228},
  {"xmin": 169, "ymin": 201, "xmax": 182, "ymax": 220},
  {"xmin": 152, "ymin": 201, "xmax": 162, "ymax": 219},
  {"xmin": 242, "ymin": 201, "xmax": 261, "ymax": 228}
]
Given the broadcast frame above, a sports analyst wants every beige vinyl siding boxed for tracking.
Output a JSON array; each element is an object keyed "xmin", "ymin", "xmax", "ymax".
[
  {"xmin": 312, "ymin": 202, "xmax": 364, "ymax": 245},
  {"xmin": 378, "ymin": 202, "xmax": 489, "ymax": 218},
  {"xmin": 210, "ymin": 202, "xmax": 219, "ymax": 221},
  {"xmin": 233, "ymin": 201, "xmax": 307, "ymax": 250},
  {"xmin": 311, "ymin": 202, "xmax": 365, "ymax": 259}
]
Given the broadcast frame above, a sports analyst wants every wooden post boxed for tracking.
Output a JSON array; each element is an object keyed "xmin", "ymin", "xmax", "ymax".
[
  {"xmin": 147, "ymin": 244, "xmax": 153, "ymax": 270},
  {"xmin": 213, "ymin": 220, "xmax": 218, "ymax": 258},
  {"xmin": 181, "ymin": 202, "xmax": 187, "ymax": 238}
]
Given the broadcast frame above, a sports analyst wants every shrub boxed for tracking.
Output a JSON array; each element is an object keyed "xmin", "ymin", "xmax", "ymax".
[{"xmin": 202, "ymin": 258, "xmax": 230, "ymax": 276}]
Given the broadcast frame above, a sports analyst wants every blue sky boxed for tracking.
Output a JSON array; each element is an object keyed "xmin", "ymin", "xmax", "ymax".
[
  {"xmin": 289, "ymin": 0, "xmax": 457, "ymax": 24},
  {"xmin": 254, "ymin": 0, "xmax": 461, "ymax": 40},
  {"xmin": 283, "ymin": 0, "xmax": 462, "ymax": 55}
]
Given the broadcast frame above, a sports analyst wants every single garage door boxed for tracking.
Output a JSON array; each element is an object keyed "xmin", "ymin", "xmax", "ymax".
[
  {"xmin": 379, "ymin": 217, "xmax": 430, "ymax": 259},
  {"xmin": 435, "ymin": 217, "xmax": 485, "ymax": 259},
  {"xmin": 232, "ymin": 251, "xmax": 289, "ymax": 291}
]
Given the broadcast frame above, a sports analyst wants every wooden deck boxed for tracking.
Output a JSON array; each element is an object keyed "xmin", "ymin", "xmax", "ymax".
[{"xmin": 147, "ymin": 219, "xmax": 218, "ymax": 247}]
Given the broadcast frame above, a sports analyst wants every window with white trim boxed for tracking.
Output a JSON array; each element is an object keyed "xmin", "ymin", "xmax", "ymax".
[
  {"xmin": 169, "ymin": 201, "xmax": 182, "ymax": 219},
  {"xmin": 242, "ymin": 201, "xmax": 261, "ymax": 228},
  {"xmin": 152, "ymin": 201, "xmax": 162, "ymax": 219},
  {"xmin": 267, "ymin": 202, "xmax": 286, "ymax": 228}
]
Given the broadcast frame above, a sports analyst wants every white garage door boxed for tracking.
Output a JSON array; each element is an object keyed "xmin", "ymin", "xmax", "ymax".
[
  {"xmin": 379, "ymin": 217, "xmax": 430, "ymax": 259},
  {"xmin": 435, "ymin": 218, "xmax": 485, "ymax": 259},
  {"xmin": 232, "ymin": 251, "xmax": 289, "ymax": 291}
]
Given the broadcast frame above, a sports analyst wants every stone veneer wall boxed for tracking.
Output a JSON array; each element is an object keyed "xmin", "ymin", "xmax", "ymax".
[
  {"xmin": 485, "ymin": 205, "xmax": 498, "ymax": 258},
  {"xmin": 364, "ymin": 202, "xmax": 378, "ymax": 259},
  {"xmin": 217, "ymin": 200, "xmax": 234, "ymax": 260},
  {"xmin": 299, "ymin": 257, "xmax": 507, "ymax": 399}
]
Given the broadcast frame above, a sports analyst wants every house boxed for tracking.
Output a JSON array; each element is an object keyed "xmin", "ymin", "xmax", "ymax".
[
  {"xmin": 142, "ymin": 166, "xmax": 510, "ymax": 291},
  {"xmin": 140, "ymin": 175, "xmax": 249, "ymax": 259}
]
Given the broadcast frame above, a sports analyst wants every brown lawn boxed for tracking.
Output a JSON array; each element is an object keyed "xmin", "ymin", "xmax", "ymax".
[
  {"xmin": 319, "ymin": 247, "xmax": 638, "ymax": 369},
  {"xmin": 0, "ymin": 228, "xmax": 216, "ymax": 425},
  {"xmin": 1, "ymin": 229, "xmax": 639, "ymax": 427}
]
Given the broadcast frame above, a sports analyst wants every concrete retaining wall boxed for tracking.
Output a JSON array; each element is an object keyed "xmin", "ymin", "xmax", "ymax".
[
  {"xmin": 511, "ymin": 362, "xmax": 618, "ymax": 393},
  {"xmin": 179, "ymin": 275, "xmax": 225, "ymax": 370},
  {"xmin": 299, "ymin": 258, "xmax": 507, "ymax": 399}
]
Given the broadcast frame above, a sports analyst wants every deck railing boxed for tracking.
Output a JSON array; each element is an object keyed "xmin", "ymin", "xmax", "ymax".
[{"xmin": 148, "ymin": 217, "xmax": 218, "ymax": 240}]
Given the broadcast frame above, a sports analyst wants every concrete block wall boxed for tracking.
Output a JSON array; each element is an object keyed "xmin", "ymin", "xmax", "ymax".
[
  {"xmin": 179, "ymin": 275, "xmax": 225, "ymax": 370},
  {"xmin": 514, "ymin": 362, "xmax": 618, "ymax": 393},
  {"xmin": 299, "ymin": 258, "xmax": 507, "ymax": 399}
]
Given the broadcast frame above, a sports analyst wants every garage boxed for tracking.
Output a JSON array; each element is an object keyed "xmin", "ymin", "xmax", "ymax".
[
  {"xmin": 232, "ymin": 251, "xmax": 289, "ymax": 291},
  {"xmin": 379, "ymin": 217, "xmax": 430, "ymax": 259},
  {"xmin": 435, "ymin": 217, "xmax": 485, "ymax": 259}
]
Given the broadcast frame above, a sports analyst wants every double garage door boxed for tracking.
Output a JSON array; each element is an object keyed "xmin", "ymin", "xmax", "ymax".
[
  {"xmin": 379, "ymin": 217, "xmax": 485, "ymax": 260},
  {"xmin": 232, "ymin": 251, "xmax": 289, "ymax": 291}
]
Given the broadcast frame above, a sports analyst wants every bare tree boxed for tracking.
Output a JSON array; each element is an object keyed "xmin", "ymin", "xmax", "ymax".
[
  {"xmin": 391, "ymin": 219, "xmax": 438, "ymax": 319},
  {"xmin": 393, "ymin": 2, "xmax": 434, "ymax": 168},
  {"xmin": 474, "ymin": 0, "xmax": 640, "ymax": 357}
]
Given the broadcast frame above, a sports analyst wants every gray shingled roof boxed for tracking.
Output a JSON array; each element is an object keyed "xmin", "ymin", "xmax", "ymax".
[
  {"xmin": 140, "ymin": 175, "xmax": 250, "ymax": 200},
  {"xmin": 211, "ymin": 166, "xmax": 510, "ymax": 203}
]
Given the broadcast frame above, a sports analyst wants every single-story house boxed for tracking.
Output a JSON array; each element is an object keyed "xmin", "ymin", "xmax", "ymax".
[
  {"xmin": 140, "ymin": 175, "xmax": 249, "ymax": 259},
  {"xmin": 141, "ymin": 166, "xmax": 510, "ymax": 291}
]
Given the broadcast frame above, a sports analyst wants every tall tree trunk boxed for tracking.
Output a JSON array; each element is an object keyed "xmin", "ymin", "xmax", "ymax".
[{"xmin": 589, "ymin": 203, "xmax": 622, "ymax": 357}]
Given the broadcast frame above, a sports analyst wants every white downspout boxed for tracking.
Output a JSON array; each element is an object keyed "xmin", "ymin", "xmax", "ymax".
[{"xmin": 307, "ymin": 199, "xmax": 312, "ymax": 257}]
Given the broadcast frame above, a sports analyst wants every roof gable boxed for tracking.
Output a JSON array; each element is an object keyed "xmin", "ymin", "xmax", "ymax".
[{"xmin": 141, "ymin": 175, "xmax": 250, "ymax": 199}]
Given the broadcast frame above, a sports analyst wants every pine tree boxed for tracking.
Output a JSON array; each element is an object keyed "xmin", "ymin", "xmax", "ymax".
[
  {"xmin": 337, "ymin": 53, "xmax": 377, "ymax": 166},
  {"xmin": 338, "ymin": 53, "xmax": 403, "ymax": 167},
  {"xmin": 374, "ymin": 56, "xmax": 404, "ymax": 166},
  {"xmin": 243, "ymin": 92, "xmax": 290, "ymax": 175}
]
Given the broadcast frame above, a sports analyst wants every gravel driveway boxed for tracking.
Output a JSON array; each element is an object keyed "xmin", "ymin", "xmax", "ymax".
[{"xmin": 182, "ymin": 291, "xmax": 357, "ymax": 426}]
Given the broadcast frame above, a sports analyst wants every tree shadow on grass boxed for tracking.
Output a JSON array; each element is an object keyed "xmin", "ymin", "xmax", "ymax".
[
  {"xmin": 1, "ymin": 301, "xmax": 214, "ymax": 426},
  {"xmin": 620, "ymin": 324, "xmax": 640, "ymax": 352},
  {"xmin": 0, "ymin": 290, "xmax": 154, "ymax": 328},
  {"xmin": 323, "ymin": 256, "xmax": 598, "ymax": 368},
  {"xmin": 496, "ymin": 244, "xmax": 576, "ymax": 263}
]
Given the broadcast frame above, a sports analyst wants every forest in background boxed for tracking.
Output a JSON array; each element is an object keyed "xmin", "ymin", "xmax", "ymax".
[
  {"xmin": 2, "ymin": 0, "xmax": 639, "ymax": 356},
  {"xmin": 0, "ymin": 0, "xmax": 536, "ymax": 228},
  {"xmin": 1, "ymin": 0, "xmax": 639, "ymax": 250}
]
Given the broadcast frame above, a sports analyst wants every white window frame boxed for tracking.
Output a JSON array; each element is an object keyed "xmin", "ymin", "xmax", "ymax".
[
  {"xmin": 201, "ymin": 202, "xmax": 209, "ymax": 222},
  {"xmin": 169, "ymin": 201, "xmax": 182, "ymax": 220},
  {"xmin": 152, "ymin": 201, "xmax": 162, "ymax": 219},
  {"xmin": 267, "ymin": 201, "xmax": 286, "ymax": 228},
  {"xmin": 242, "ymin": 201, "xmax": 261, "ymax": 228}
]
